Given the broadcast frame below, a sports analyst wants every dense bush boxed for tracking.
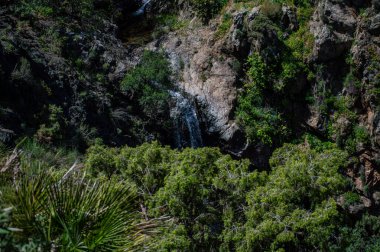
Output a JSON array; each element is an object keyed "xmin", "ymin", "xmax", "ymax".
[
  {"xmin": 85, "ymin": 144, "xmax": 119, "ymax": 178},
  {"xmin": 85, "ymin": 141, "xmax": 260, "ymax": 250},
  {"xmin": 191, "ymin": 0, "xmax": 228, "ymax": 22},
  {"xmin": 15, "ymin": 0, "xmax": 95, "ymax": 18},
  {"xmin": 0, "ymin": 140, "xmax": 154, "ymax": 251},
  {"xmin": 238, "ymin": 143, "xmax": 349, "ymax": 251},
  {"xmin": 236, "ymin": 53, "xmax": 288, "ymax": 144},
  {"xmin": 121, "ymin": 50, "xmax": 172, "ymax": 128},
  {"xmin": 83, "ymin": 141, "xmax": 364, "ymax": 251},
  {"xmin": 331, "ymin": 214, "xmax": 380, "ymax": 251},
  {"xmin": 2, "ymin": 137, "xmax": 380, "ymax": 251},
  {"xmin": 36, "ymin": 104, "xmax": 66, "ymax": 144}
]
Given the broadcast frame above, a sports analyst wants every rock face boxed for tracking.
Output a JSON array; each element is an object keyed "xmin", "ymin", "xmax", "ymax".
[
  {"xmin": 310, "ymin": 0, "xmax": 357, "ymax": 62},
  {"xmin": 0, "ymin": 8, "xmax": 147, "ymax": 147},
  {"xmin": 146, "ymin": 22, "xmax": 245, "ymax": 153},
  {"xmin": 309, "ymin": 0, "xmax": 380, "ymax": 205}
]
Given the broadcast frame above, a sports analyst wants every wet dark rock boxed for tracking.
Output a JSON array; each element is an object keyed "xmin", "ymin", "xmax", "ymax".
[
  {"xmin": 369, "ymin": 13, "xmax": 380, "ymax": 35},
  {"xmin": 281, "ymin": 6, "xmax": 298, "ymax": 31}
]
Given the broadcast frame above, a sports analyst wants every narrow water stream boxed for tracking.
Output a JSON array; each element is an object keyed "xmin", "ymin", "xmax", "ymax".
[
  {"xmin": 170, "ymin": 91, "xmax": 203, "ymax": 148},
  {"xmin": 132, "ymin": 0, "xmax": 152, "ymax": 17}
]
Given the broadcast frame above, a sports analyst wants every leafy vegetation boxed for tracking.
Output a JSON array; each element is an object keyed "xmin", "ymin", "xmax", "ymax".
[
  {"xmin": 331, "ymin": 214, "xmax": 380, "ymax": 251},
  {"xmin": 1, "ymin": 135, "xmax": 379, "ymax": 251},
  {"xmin": 236, "ymin": 53, "xmax": 288, "ymax": 145},
  {"xmin": 191, "ymin": 0, "xmax": 228, "ymax": 22},
  {"xmin": 215, "ymin": 13, "xmax": 233, "ymax": 39},
  {"xmin": 121, "ymin": 50, "xmax": 172, "ymax": 129},
  {"xmin": 0, "ymin": 140, "xmax": 155, "ymax": 251},
  {"xmin": 238, "ymin": 143, "xmax": 349, "ymax": 251},
  {"xmin": 14, "ymin": 0, "xmax": 100, "ymax": 18},
  {"xmin": 82, "ymin": 140, "xmax": 374, "ymax": 251}
]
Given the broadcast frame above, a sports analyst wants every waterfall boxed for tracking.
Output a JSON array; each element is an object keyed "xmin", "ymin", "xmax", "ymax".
[
  {"xmin": 170, "ymin": 91, "xmax": 203, "ymax": 148},
  {"xmin": 132, "ymin": 0, "xmax": 152, "ymax": 17}
]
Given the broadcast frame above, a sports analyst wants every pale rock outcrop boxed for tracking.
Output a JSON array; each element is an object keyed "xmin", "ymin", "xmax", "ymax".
[{"xmin": 310, "ymin": 0, "xmax": 357, "ymax": 62}]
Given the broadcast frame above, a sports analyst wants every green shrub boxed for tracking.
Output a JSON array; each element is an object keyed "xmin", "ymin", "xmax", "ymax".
[
  {"xmin": 238, "ymin": 143, "xmax": 349, "ymax": 251},
  {"xmin": 15, "ymin": 0, "xmax": 95, "ymax": 18},
  {"xmin": 344, "ymin": 125, "xmax": 370, "ymax": 154},
  {"xmin": 342, "ymin": 191, "xmax": 361, "ymax": 208},
  {"xmin": 285, "ymin": 25, "xmax": 314, "ymax": 62},
  {"xmin": 121, "ymin": 51, "xmax": 172, "ymax": 126},
  {"xmin": 331, "ymin": 214, "xmax": 380, "ymax": 251},
  {"xmin": 115, "ymin": 141, "xmax": 173, "ymax": 199},
  {"xmin": 35, "ymin": 105, "xmax": 66, "ymax": 143},
  {"xmin": 236, "ymin": 53, "xmax": 288, "ymax": 144},
  {"xmin": 304, "ymin": 133, "xmax": 336, "ymax": 152},
  {"xmin": 10, "ymin": 173, "xmax": 143, "ymax": 251},
  {"xmin": 191, "ymin": 0, "xmax": 228, "ymax": 23},
  {"xmin": 85, "ymin": 144, "xmax": 119, "ymax": 178},
  {"xmin": 149, "ymin": 147, "xmax": 257, "ymax": 251},
  {"xmin": 215, "ymin": 13, "xmax": 233, "ymax": 39}
]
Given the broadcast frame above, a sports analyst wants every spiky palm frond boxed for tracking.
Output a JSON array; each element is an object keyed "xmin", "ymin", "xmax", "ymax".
[{"xmin": 10, "ymin": 171, "xmax": 156, "ymax": 251}]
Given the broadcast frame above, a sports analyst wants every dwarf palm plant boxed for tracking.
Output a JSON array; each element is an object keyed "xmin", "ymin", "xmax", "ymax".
[{"xmin": 10, "ymin": 171, "xmax": 151, "ymax": 251}]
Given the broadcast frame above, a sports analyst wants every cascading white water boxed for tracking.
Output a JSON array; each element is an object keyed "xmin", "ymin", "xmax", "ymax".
[
  {"xmin": 132, "ymin": 0, "xmax": 152, "ymax": 17},
  {"xmin": 170, "ymin": 91, "xmax": 203, "ymax": 148}
]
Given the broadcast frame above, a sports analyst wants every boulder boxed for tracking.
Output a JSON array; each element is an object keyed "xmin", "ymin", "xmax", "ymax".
[{"xmin": 310, "ymin": 0, "xmax": 357, "ymax": 62}]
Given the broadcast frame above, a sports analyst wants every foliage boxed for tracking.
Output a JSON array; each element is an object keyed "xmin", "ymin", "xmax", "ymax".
[
  {"xmin": 15, "ymin": 0, "xmax": 95, "ymax": 18},
  {"xmin": 191, "ymin": 0, "xmax": 228, "ymax": 23},
  {"xmin": 331, "ymin": 214, "xmax": 380, "ymax": 252},
  {"xmin": 85, "ymin": 144, "xmax": 119, "ymax": 178},
  {"xmin": 236, "ymin": 53, "xmax": 287, "ymax": 144},
  {"xmin": 10, "ymin": 173, "xmax": 141, "ymax": 251},
  {"xmin": 0, "ymin": 208, "xmax": 13, "ymax": 250},
  {"xmin": 155, "ymin": 14, "xmax": 188, "ymax": 31},
  {"xmin": 304, "ymin": 133, "xmax": 336, "ymax": 152},
  {"xmin": 215, "ymin": 13, "xmax": 233, "ymax": 39},
  {"xmin": 149, "ymin": 147, "xmax": 256, "ymax": 250},
  {"xmin": 0, "ymin": 140, "xmax": 156, "ymax": 251},
  {"xmin": 235, "ymin": 0, "xmax": 314, "ymax": 146},
  {"xmin": 121, "ymin": 51, "xmax": 172, "ymax": 128},
  {"xmin": 84, "ymin": 141, "xmax": 356, "ymax": 251},
  {"xmin": 115, "ymin": 141, "xmax": 173, "ymax": 200},
  {"xmin": 36, "ymin": 104, "xmax": 66, "ymax": 144},
  {"xmin": 285, "ymin": 25, "xmax": 314, "ymax": 62},
  {"xmin": 341, "ymin": 191, "xmax": 361, "ymax": 208},
  {"xmin": 237, "ymin": 143, "xmax": 349, "ymax": 251},
  {"xmin": 85, "ymin": 141, "xmax": 360, "ymax": 251},
  {"xmin": 86, "ymin": 142, "xmax": 262, "ymax": 251},
  {"xmin": 344, "ymin": 125, "xmax": 371, "ymax": 154}
]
